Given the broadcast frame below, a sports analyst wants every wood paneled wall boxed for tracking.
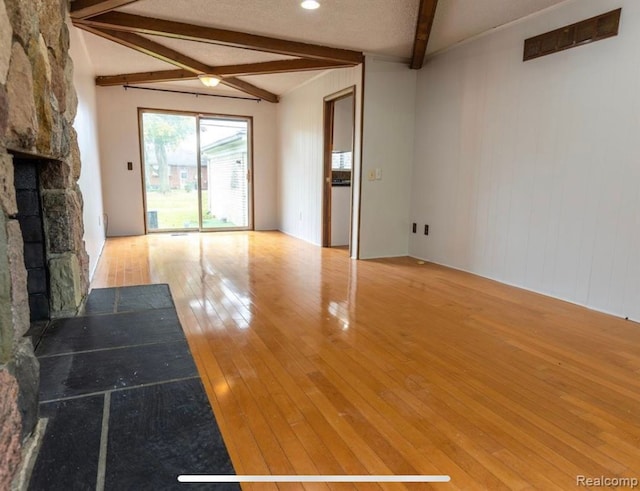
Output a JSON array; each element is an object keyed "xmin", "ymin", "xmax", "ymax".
[
  {"xmin": 277, "ymin": 66, "xmax": 362, "ymax": 252},
  {"xmin": 410, "ymin": 0, "xmax": 640, "ymax": 321}
]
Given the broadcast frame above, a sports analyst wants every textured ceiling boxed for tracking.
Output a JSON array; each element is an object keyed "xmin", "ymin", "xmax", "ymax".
[
  {"xmin": 239, "ymin": 72, "xmax": 324, "ymax": 96},
  {"xmin": 140, "ymin": 35, "xmax": 298, "ymax": 66},
  {"xmin": 427, "ymin": 0, "xmax": 570, "ymax": 55},
  {"xmin": 81, "ymin": 30, "xmax": 177, "ymax": 75},
  {"xmin": 121, "ymin": 0, "xmax": 421, "ymax": 58},
  {"xmin": 77, "ymin": 0, "xmax": 570, "ymax": 98}
]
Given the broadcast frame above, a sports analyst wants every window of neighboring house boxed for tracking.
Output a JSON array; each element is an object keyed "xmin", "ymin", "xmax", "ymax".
[{"xmin": 180, "ymin": 169, "xmax": 188, "ymax": 180}]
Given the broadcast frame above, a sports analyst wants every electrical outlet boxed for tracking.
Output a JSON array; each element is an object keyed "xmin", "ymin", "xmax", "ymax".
[
  {"xmin": 412, "ymin": 223, "xmax": 417, "ymax": 233},
  {"xmin": 424, "ymin": 224, "xmax": 429, "ymax": 236},
  {"xmin": 127, "ymin": 161, "xmax": 133, "ymax": 171}
]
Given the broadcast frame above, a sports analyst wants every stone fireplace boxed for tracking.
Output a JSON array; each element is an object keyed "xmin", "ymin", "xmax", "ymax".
[{"xmin": 0, "ymin": 1, "xmax": 90, "ymax": 488}]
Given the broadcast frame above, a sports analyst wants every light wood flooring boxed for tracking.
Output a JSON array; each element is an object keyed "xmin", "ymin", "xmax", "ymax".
[{"xmin": 91, "ymin": 232, "xmax": 640, "ymax": 490}]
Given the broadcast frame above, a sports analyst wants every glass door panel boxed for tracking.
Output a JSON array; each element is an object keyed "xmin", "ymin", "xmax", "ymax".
[
  {"xmin": 141, "ymin": 111, "xmax": 199, "ymax": 231},
  {"xmin": 199, "ymin": 117, "xmax": 251, "ymax": 230}
]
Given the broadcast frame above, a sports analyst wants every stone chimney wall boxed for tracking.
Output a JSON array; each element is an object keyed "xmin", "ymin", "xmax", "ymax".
[{"xmin": 0, "ymin": 1, "xmax": 89, "ymax": 488}]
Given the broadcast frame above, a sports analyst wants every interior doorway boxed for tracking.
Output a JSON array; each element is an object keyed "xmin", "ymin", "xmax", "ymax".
[
  {"xmin": 322, "ymin": 88, "xmax": 356, "ymax": 252},
  {"xmin": 139, "ymin": 109, "xmax": 253, "ymax": 233}
]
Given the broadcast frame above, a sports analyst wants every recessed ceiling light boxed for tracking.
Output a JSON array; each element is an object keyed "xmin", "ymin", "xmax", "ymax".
[{"xmin": 301, "ymin": 0, "xmax": 320, "ymax": 10}]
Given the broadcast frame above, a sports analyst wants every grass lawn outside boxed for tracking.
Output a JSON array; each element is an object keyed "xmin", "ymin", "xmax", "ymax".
[{"xmin": 146, "ymin": 190, "xmax": 238, "ymax": 230}]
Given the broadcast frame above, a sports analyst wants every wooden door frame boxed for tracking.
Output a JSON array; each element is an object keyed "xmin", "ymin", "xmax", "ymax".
[{"xmin": 322, "ymin": 87, "xmax": 356, "ymax": 249}]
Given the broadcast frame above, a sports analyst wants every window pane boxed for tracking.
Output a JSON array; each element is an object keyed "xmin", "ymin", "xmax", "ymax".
[
  {"xmin": 200, "ymin": 118, "xmax": 250, "ymax": 229},
  {"xmin": 142, "ymin": 112, "xmax": 199, "ymax": 230}
]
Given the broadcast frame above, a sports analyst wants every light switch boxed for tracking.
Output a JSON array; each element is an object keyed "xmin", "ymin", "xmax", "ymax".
[
  {"xmin": 367, "ymin": 169, "xmax": 376, "ymax": 181},
  {"xmin": 375, "ymin": 168, "xmax": 382, "ymax": 180}
]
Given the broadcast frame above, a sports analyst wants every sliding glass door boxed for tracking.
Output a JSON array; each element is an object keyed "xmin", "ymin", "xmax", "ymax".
[
  {"xmin": 140, "ymin": 110, "xmax": 252, "ymax": 232},
  {"xmin": 199, "ymin": 117, "xmax": 250, "ymax": 230}
]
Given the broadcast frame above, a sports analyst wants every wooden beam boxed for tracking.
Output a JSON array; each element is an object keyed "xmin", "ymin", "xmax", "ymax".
[
  {"xmin": 71, "ymin": 0, "xmax": 140, "ymax": 19},
  {"xmin": 76, "ymin": 25, "xmax": 279, "ymax": 102},
  {"xmin": 79, "ymin": 26, "xmax": 279, "ymax": 103},
  {"xmin": 219, "ymin": 78, "xmax": 278, "ymax": 104},
  {"xmin": 75, "ymin": 11, "xmax": 364, "ymax": 64},
  {"xmin": 96, "ymin": 69, "xmax": 196, "ymax": 86},
  {"xmin": 209, "ymin": 58, "xmax": 354, "ymax": 77},
  {"xmin": 410, "ymin": 0, "xmax": 438, "ymax": 69},
  {"xmin": 95, "ymin": 59, "xmax": 352, "ymax": 86}
]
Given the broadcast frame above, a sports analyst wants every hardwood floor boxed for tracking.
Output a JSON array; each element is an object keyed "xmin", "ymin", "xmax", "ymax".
[{"xmin": 91, "ymin": 232, "xmax": 640, "ymax": 490}]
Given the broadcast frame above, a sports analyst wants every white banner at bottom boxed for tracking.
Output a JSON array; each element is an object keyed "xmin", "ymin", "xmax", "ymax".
[{"xmin": 178, "ymin": 475, "xmax": 451, "ymax": 483}]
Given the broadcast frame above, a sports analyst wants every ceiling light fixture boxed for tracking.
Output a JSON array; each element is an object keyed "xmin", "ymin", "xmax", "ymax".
[
  {"xmin": 198, "ymin": 74, "xmax": 221, "ymax": 87},
  {"xmin": 301, "ymin": 0, "xmax": 320, "ymax": 10}
]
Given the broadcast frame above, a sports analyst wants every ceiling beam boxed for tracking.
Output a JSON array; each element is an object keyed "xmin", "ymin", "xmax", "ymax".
[
  {"xmin": 74, "ymin": 11, "xmax": 364, "ymax": 64},
  {"xmin": 220, "ymin": 78, "xmax": 280, "ymax": 103},
  {"xmin": 96, "ymin": 69, "xmax": 196, "ymax": 86},
  {"xmin": 209, "ymin": 58, "xmax": 355, "ymax": 77},
  {"xmin": 410, "ymin": 0, "xmax": 438, "ymax": 69},
  {"xmin": 71, "ymin": 0, "xmax": 141, "ymax": 20},
  {"xmin": 75, "ymin": 25, "xmax": 279, "ymax": 102},
  {"xmin": 95, "ymin": 59, "xmax": 353, "ymax": 86}
]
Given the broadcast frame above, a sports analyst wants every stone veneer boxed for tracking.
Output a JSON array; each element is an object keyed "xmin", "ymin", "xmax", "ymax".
[{"xmin": 0, "ymin": 1, "xmax": 89, "ymax": 488}]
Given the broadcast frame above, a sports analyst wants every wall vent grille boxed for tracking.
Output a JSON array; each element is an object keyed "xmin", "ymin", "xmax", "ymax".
[{"xmin": 523, "ymin": 8, "xmax": 621, "ymax": 61}]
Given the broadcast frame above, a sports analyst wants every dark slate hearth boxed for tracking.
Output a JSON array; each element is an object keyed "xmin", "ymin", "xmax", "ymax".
[
  {"xmin": 116, "ymin": 284, "xmax": 175, "ymax": 312},
  {"xmin": 106, "ymin": 379, "xmax": 239, "ymax": 491},
  {"xmin": 38, "ymin": 340, "xmax": 197, "ymax": 401},
  {"xmin": 36, "ymin": 308, "xmax": 183, "ymax": 357},
  {"xmin": 29, "ymin": 395, "xmax": 104, "ymax": 491},
  {"xmin": 82, "ymin": 284, "xmax": 175, "ymax": 315},
  {"xmin": 82, "ymin": 287, "xmax": 117, "ymax": 315},
  {"xmin": 30, "ymin": 284, "xmax": 237, "ymax": 490}
]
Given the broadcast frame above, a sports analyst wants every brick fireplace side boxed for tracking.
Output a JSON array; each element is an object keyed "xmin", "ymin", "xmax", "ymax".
[{"xmin": 0, "ymin": 1, "xmax": 90, "ymax": 488}]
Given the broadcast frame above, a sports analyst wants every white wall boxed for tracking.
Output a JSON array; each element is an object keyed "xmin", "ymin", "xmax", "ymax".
[
  {"xmin": 277, "ymin": 67, "xmax": 362, "ymax": 253},
  {"xmin": 68, "ymin": 25, "xmax": 106, "ymax": 278},
  {"xmin": 96, "ymin": 86, "xmax": 278, "ymax": 236},
  {"xmin": 359, "ymin": 58, "xmax": 416, "ymax": 259},
  {"xmin": 411, "ymin": 0, "xmax": 640, "ymax": 321},
  {"xmin": 331, "ymin": 187, "xmax": 351, "ymax": 246}
]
